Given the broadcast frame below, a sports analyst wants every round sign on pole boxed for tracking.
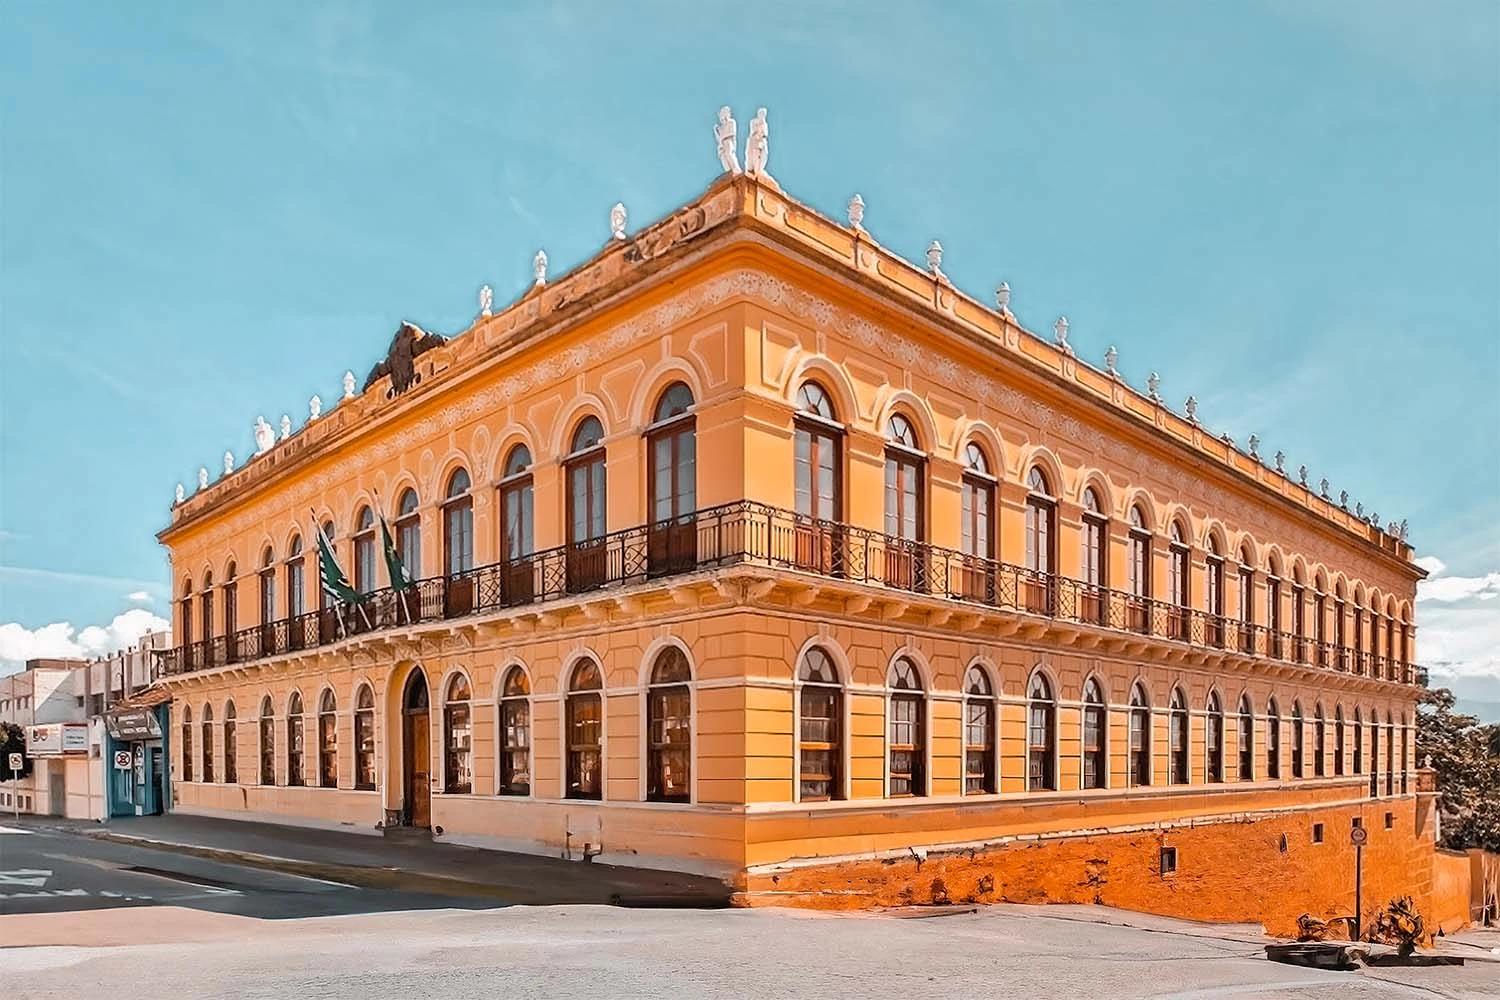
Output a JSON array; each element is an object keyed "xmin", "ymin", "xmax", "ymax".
[
  {"xmin": 113, "ymin": 750, "xmax": 133, "ymax": 770},
  {"xmin": 1350, "ymin": 825, "xmax": 1368, "ymax": 847},
  {"xmin": 6, "ymin": 752, "xmax": 20, "ymax": 772}
]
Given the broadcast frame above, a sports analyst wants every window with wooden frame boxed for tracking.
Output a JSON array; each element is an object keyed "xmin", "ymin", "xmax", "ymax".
[
  {"xmin": 260, "ymin": 696, "xmax": 275, "ymax": 785},
  {"xmin": 797, "ymin": 647, "xmax": 842, "ymax": 802},
  {"xmin": 1385, "ymin": 715, "xmax": 1395, "ymax": 797},
  {"xmin": 1080, "ymin": 488, "xmax": 1107, "ymax": 625},
  {"xmin": 1334, "ymin": 706, "xmax": 1346, "ymax": 776},
  {"xmin": 963, "ymin": 665, "xmax": 996, "ymax": 794},
  {"xmin": 223, "ymin": 701, "xmax": 237, "ymax": 784},
  {"xmin": 1314, "ymin": 589, "xmax": 1328, "ymax": 665},
  {"xmin": 887, "ymin": 657, "xmax": 926, "ymax": 797},
  {"xmin": 498, "ymin": 445, "xmax": 536, "ymax": 605},
  {"xmin": 498, "ymin": 667, "xmax": 530, "ymax": 796},
  {"xmin": 286, "ymin": 535, "xmax": 306, "ymax": 642},
  {"xmin": 646, "ymin": 384, "xmax": 698, "ymax": 576},
  {"xmin": 1291, "ymin": 701, "xmax": 1305, "ymax": 778},
  {"xmin": 223, "ymin": 563, "xmax": 238, "ymax": 660},
  {"xmin": 1128, "ymin": 683, "xmax": 1151, "ymax": 787},
  {"xmin": 1352, "ymin": 707, "xmax": 1363, "ymax": 775},
  {"xmin": 792, "ymin": 382, "xmax": 844, "ymax": 575},
  {"xmin": 1236, "ymin": 552, "xmax": 1255, "ymax": 654},
  {"xmin": 959, "ymin": 443, "xmax": 997, "ymax": 602},
  {"xmin": 316, "ymin": 690, "xmax": 338, "ymax": 788},
  {"xmin": 1315, "ymin": 705, "xmax": 1327, "ymax": 777},
  {"xmin": 1266, "ymin": 699, "xmax": 1281, "ymax": 780},
  {"xmin": 1237, "ymin": 694, "xmax": 1253, "ymax": 781},
  {"xmin": 181, "ymin": 705, "xmax": 193, "ymax": 781},
  {"xmin": 882, "ymin": 415, "xmax": 925, "ymax": 592},
  {"xmin": 565, "ymin": 417, "xmax": 608, "ymax": 592},
  {"xmin": 1082, "ymin": 678, "xmax": 1107, "ymax": 790},
  {"xmin": 443, "ymin": 674, "xmax": 473, "ymax": 794},
  {"xmin": 1024, "ymin": 468, "xmax": 1056, "ymax": 614},
  {"xmin": 1170, "ymin": 688, "xmax": 1190, "ymax": 784},
  {"xmin": 1291, "ymin": 582, "xmax": 1306, "ymax": 662},
  {"xmin": 646, "ymin": 647, "xmax": 692, "ymax": 802},
  {"xmin": 179, "ymin": 577, "xmax": 193, "ymax": 653},
  {"xmin": 259, "ymin": 547, "xmax": 276, "ymax": 627},
  {"xmin": 200, "ymin": 703, "xmax": 214, "ymax": 783},
  {"xmin": 1400, "ymin": 721, "xmax": 1409, "ymax": 794},
  {"xmin": 566, "ymin": 659, "xmax": 603, "ymax": 800},
  {"xmin": 354, "ymin": 686, "xmax": 376, "ymax": 790},
  {"xmin": 200, "ymin": 570, "xmax": 215, "ymax": 644},
  {"xmin": 1370, "ymin": 716, "xmax": 1380, "ymax": 798},
  {"xmin": 442, "ymin": 469, "xmax": 475, "ymax": 615},
  {"xmin": 286, "ymin": 692, "xmax": 305, "ymax": 786},
  {"xmin": 1334, "ymin": 593, "xmax": 1348, "ymax": 669},
  {"xmin": 1168, "ymin": 521, "xmax": 1190, "ymax": 641},
  {"xmin": 354, "ymin": 507, "xmax": 377, "ymax": 594},
  {"xmin": 1127, "ymin": 505, "xmax": 1152, "ymax": 633},
  {"xmin": 396, "ymin": 488, "xmax": 421, "ymax": 580},
  {"xmin": 1205, "ymin": 691, "xmax": 1225, "ymax": 783},
  {"xmin": 1205, "ymin": 536, "xmax": 1225, "ymax": 647},
  {"xmin": 1266, "ymin": 568, "xmax": 1282, "ymax": 658},
  {"xmin": 1027, "ymin": 672, "xmax": 1057, "ymax": 791}
]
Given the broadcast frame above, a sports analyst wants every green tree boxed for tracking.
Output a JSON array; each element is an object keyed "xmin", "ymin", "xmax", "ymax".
[
  {"xmin": 1417, "ymin": 687, "xmax": 1500, "ymax": 852},
  {"xmin": 0, "ymin": 722, "xmax": 32, "ymax": 779}
]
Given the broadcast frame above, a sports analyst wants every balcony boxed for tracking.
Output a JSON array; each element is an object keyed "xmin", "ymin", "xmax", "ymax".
[{"xmin": 160, "ymin": 501, "xmax": 1420, "ymax": 686}]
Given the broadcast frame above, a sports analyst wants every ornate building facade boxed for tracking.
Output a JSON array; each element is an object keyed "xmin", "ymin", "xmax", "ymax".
[{"xmin": 157, "ymin": 158, "xmax": 1436, "ymax": 931}]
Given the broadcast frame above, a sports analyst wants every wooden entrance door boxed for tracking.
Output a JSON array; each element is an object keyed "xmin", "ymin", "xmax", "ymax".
[{"xmin": 402, "ymin": 670, "xmax": 431, "ymax": 828}]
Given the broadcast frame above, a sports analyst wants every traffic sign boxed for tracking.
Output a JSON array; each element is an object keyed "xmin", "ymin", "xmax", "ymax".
[
  {"xmin": 1350, "ymin": 825, "xmax": 1368, "ymax": 847},
  {"xmin": 113, "ymin": 750, "xmax": 133, "ymax": 770},
  {"xmin": 6, "ymin": 752, "xmax": 19, "ymax": 772}
]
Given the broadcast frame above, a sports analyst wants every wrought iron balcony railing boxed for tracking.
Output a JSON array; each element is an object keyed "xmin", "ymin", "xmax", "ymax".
[{"xmin": 161, "ymin": 501, "xmax": 1421, "ymax": 686}]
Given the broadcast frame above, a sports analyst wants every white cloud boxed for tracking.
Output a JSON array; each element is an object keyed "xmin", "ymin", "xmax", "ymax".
[
  {"xmin": 125, "ymin": 591, "xmax": 153, "ymax": 604},
  {"xmin": 1413, "ymin": 553, "xmax": 1500, "ymax": 604},
  {"xmin": 0, "ymin": 609, "xmax": 170, "ymax": 673},
  {"xmin": 1414, "ymin": 555, "xmax": 1446, "ymax": 577}
]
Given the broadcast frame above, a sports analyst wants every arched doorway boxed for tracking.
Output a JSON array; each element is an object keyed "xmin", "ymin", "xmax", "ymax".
[{"xmin": 401, "ymin": 669, "xmax": 431, "ymax": 828}]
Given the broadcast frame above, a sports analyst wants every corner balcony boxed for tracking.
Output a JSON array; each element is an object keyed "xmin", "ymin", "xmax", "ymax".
[{"xmin": 160, "ymin": 502, "xmax": 1421, "ymax": 687}]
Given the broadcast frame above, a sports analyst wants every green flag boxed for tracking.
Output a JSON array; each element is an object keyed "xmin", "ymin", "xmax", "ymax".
[
  {"xmin": 378, "ymin": 506, "xmax": 414, "ymax": 592},
  {"xmin": 313, "ymin": 517, "xmax": 361, "ymax": 605}
]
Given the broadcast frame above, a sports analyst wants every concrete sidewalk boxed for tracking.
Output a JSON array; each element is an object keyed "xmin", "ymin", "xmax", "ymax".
[{"xmin": 18, "ymin": 814, "xmax": 731, "ymax": 908}]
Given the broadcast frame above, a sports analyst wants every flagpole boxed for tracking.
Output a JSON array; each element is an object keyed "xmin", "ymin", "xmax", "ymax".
[
  {"xmin": 311, "ymin": 510, "xmax": 353, "ymax": 640},
  {"xmin": 372, "ymin": 487, "xmax": 411, "ymax": 627}
]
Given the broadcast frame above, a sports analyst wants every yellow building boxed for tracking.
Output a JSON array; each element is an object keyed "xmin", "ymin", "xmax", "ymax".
[{"xmin": 157, "ymin": 138, "xmax": 1439, "ymax": 932}]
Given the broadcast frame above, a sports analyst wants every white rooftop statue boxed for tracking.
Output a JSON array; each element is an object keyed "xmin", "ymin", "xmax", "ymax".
[
  {"xmin": 1274, "ymin": 450, "xmax": 1286, "ymax": 475},
  {"xmin": 1053, "ymin": 316, "xmax": 1073, "ymax": 356},
  {"xmin": 1184, "ymin": 396, "xmax": 1199, "ymax": 424},
  {"xmin": 254, "ymin": 416, "xmax": 275, "ymax": 455},
  {"xmin": 280, "ymin": 414, "xmax": 292, "ymax": 440},
  {"xmin": 1104, "ymin": 345, "xmax": 1119, "ymax": 377},
  {"xmin": 1147, "ymin": 372, "xmax": 1162, "ymax": 402},
  {"xmin": 175, "ymin": 482, "xmax": 185, "ymax": 504},
  {"xmin": 610, "ymin": 202, "xmax": 627, "ymax": 241},
  {"xmin": 342, "ymin": 371, "xmax": 356, "ymax": 399},
  {"xmin": 715, "ymin": 106, "xmax": 740, "ymax": 175},
  {"xmin": 847, "ymin": 193, "xmax": 865, "ymax": 229},
  {"xmin": 1299, "ymin": 465, "xmax": 1309, "ymax": 487},
  {"xmin": 309, "ymin": 394, "xmax": 322, "ymax": 420},
  {"xmin": 1399, "ymin": 519, "xmax": 1409, "ymax": 541},
  {"xmin": 222, "ymin": 450, "xmax": 234, "ymax": 476},
  {"xmin": 479, "ymin": 285, "xmax": 493, "ymax": 318},
  {"xmin": 745, "ymin": 108, "xmax": 770, "ymax": 178},
  {"xmin": 198, "ymin": 466, "xmax": 209, "ymax": 490},
  {"xmin": 1248, "ymin": 434, "xmax": 1260, "ymax": 460},
  {"xmin": 1340, "ymin": 490, "xmax": 1349, "ymax": 509},
  {"xmin": 1320, "ymin": 478, "xmax": 1330, "ymax": 498},
  {"xmin": 533, "ymin": 250, "xmax": 548, "ymax": 287},
  {"xmin": 994, "ymin": 281, "xmax": 1011, "ymax": 313},
  {"xmin": 926, "ymin": 240, "xmax": 943, "ymax": 276}
]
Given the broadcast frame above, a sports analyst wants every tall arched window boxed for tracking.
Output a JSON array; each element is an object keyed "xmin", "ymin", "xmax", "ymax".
[
  {"xmin": 286, "ymin": 693, "xmax": 305, "ymax": 786},
  {"xmin": 1168, "ymin": 520, "xmax": 1190, "ymax": 640},
  {"xmin": 1291, "ymin": 568, "xmax": 1307, "ymax": 663},
  {"xmin": 443, "ymin": 469, "xmax": 475, "ymax": 615},
  {"xmin": 565, "ymin": 659, "xmax": 603, "ymax": 800},
  {"xmin": 222, "ymin": 562, "xmax": 238, "ymax": 662},
  {"xmin": 1291, "ymin": 701, "xmax": 1305, "ymax": 778},
  {"xmin": 316, "ymin": 520, "xmax": 338, "ymax": 644},
  {"xmin": 1205, "ymin": 691, "xmax": 1225, "ymax": 783},
  {"xmin": 887, "ymin": 657, "xmax": 926, "ymax": 797},
  {"xmin": 1024, "ymin": 468, "xmax": 1056, "ymax": 614},
  {"xmin": 1352, "ymin": 597, "xmax": 1365, "ymax": 674},
  {"xmin": 318, "ymin": 690, "xmax": 338, "ymax": 787},
  {"xmin": 1385, "ymin": 713, "xmax": 1395, "ymax": 797},
  {"xmin": 259, "ymin": 546, "xmax": 276, "ymax": 644},
  {"xmin": 960, "ymin": 442, "xmax": 997, "ymax": 602},
  {"xmin": 1127, "ymin": 505, "xmax": 1152, "ymax": 633},
  {"xmin": 793, "ymin": 381, "xmax": 844, "ymax": 575},
  {"xmin": 1169, "ymin": 688, "xmax": 1189, "ymax": 784},
  {"xmin": 223, "ymin": 701, "xmax": 237, "ymax": 784},
  {"xmin": 354, "ymin": 685, "xmax": 376, "ymax": 791},
  {"xmin": 1205, "ymin": 535, "xmax": 1225, "ymax": 647},
  {"xmin": 443, "ymin": 674, "xmax": 472, "ymax": 794},
  {"xmin": 1236, "ymin": 546, "xmax": 1255, "ymax": 654},
  {"xmin": 646, "ymin": 647, "xmax": 692, "ymax": 802},
  {"xmin": 1400, "ymin": 716, "xmax": 1409, "ymax": 794},
  {"xmin": 286, "ymin": 534, "xmax": 306, "ymax": 640},
  {"xmin": 181, "ymin": 705, "xmax": 193, "ymax": 782},
  {"xmin": 1266, "ymin": 698, "xmax": 1281, "ymax": 780},
  {"xmin": 647, "ymin": 383, "xmax": 697, "ymax": 575},
  {"xmin": 565, "ymin": 417, "xmax": 608, "ymax": 592},
  {"xmin": 883, "ymin": 414, "xmax": 925, "ymax": 591},
  {"xmin": 260, "ymin": 696, "xmax": 276, "ymax": 785},
  {"xmin": 353, "ymin": 507, "xmax": 376, "ymax": 594},
  {"xmin": 1334, "ymin": 706, "xmax": 1346, "ymax": 776},
  {"xmin": 798, "ymin": 647, "xmax": 842, "ymax": 802},
  {"xmin": 1079, "ymin": 488, "xmax": 1107, "ymax": 625},
  {"xmin": 1128, "ymin": 683, "xmax": 1151, "ymax": 787},
  {"xmin": 1334, "ymin": 584, "xmax": 1348, "ymax": 671},
  {"xmin": 1237, "ymin": 694, "xmax": 1253, "ymax": 781},
  {"xmin": 1082, "ymin": 677, "xmax": 1107, "ymax": 790},
  {"xmin": 1314, "ymin": 580, "xmax": 1329, "ymax": 666},
  {"xmin": 1352, "ymin": 707, "xmax": 1364, "ymax": 775},
  {"xmin": 1314, "ymin": 704, "xmax": 1327, "ymax": 777},
  {"xmin": 963, "ymin": 665, "xmax": 996, "ymax": 794},
  {"xmin": 200, "ymin": 570, "xmax": 215, "ymax": 650},
  {"xmin": 396, "ymin": 488, "xmax": 422, "ymax": 580},
  {"xmin": 499, "ymin": 445, "xmax": 535, "ymax": 605},
  {"xmin": 1369, "ymin": 712, "xmax": 1380, "ymax": 797},
  {"xmin": 201, "ymin": 703, "xmax": 214, "ymax": 783},
  {"xmin": 179, "ymin": 578, "xmax": 194, "ymax": 659},
  {"xmin": 1027, "ymin": 672, "xmax": 1056, "ymax": 791},
  {"xmin": 1266, "ymin": 558, "xmax": 1283, "ymax": 659},
  {"xmin": 498, "ymin": 667, "xmax": 531, "ymax": 796}
]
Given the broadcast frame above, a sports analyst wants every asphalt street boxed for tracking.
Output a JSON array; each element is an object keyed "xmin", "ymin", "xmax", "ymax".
[{"xmin": 0, "ymin": 823, "xmax": 492, "ymax": 919}]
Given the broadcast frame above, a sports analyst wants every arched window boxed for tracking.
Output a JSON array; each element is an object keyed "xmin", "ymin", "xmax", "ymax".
[
  {"xmin": 566, "ymin": 417, "xmax": 608, "ymax": 592},
  {"xmin": 286, "ymin": 534, "xmax": 306, "ymax": 621},
  {"xmin": 354, "ymin": 507, "xmax": 377, "ymax": 594},
  {"xmin": 1079, "ymin": 488, "xmax": 1107, "ymax": 625},
  {"xmin": 317, "ymin": 690, "xmax": 338, "ymax": 787},
  {"xmin": 883, "ymin": 413, "xmax": 925, "ymax": 545},
  {"xmin": 1352, "ymin": 707, "xmax": 1364, "ymax": 775},
  {"xmin": 1266, "ymin": 698, "xmax": 1281, "ymax": 780},
  {"xmin": 1291, "ymin": 701, "xmax": 1305, "ymax": 778},
  {"xmin": 1369, "ymin": 711, "xmax": 1380, "ymax": 797},
  {"xmin": 396, "ymin": 488, "xmax": 422, "ymax": 580},
  {"xmin": 443, "ymin": 674, "xmax": 473, "ymax": 794},
  {"xmin": 887, "ymin": 657, "xmax": 926, "ymax": 797},
  {"xmin": 1400, "ymin": 716, "xmax": 1409, "ymax": 794},
  {"xmin": 1082, "ymin": 678, "xmax": 1107, "ymax": 790},
  {"xmin": 1236, "ymin": 546, "xmax": 1255, "ymax": 654},
  {"xmin": 222, "ymin": 562, "xmax": 238, "ymax": 661},
  {"xmin": 1334, "ymin": 584, "xmax": 1348, "ymax": 671},
  {"xmin": 797, "ymin": 647, "xmax": 843, "ymax": 801},
  {"xmin": 1168, "ymin": 520, "xmax": 1190, "ymax": 640},
  {"xmin": 793, "ymin": 382, "xmax": 843, "ymax": 575},
  {"xmin": 499, "ymin": 445, "xmax": 535, "ymax": 595},
  {"xmin": 223, "ymin": 701, "xmax": 237, "ymax": 784},
  {"xmin": 443, "ymin": 469, "xmax": 475, "ymax": 615},
  {"xmin": 1237, "ymin": 695, "xmax": 1253, "ymax": 781},
  {"xmin": 1024, "ymin": 468, "xmax": 1056, "ymax": 614},
  {"xmin": 181, "ymin": 705, "xmax": 193, "ymax": 782},
  {"xmin": 960, "ymin": 442, "xmax": 995, "ymax": 560},
  {"xmin": 1169, "ymin": 688, "xmax": 1190, "ymax": 784},
  {"xmin": 286, "ymin": 693, "xmax": 305, "ymax": 786},
  {"xmin": 1128, "ymin": 683, "xmax": 1151, "ymax": 787},
  {"xmin": 646, "ymin": 647, "xmax": 692, "ymax": 802},
  {"xmin": 1127, "ymin": 504, "xmax": 1152, "ymax": 633},
  {"xmin": 1334, "ymin": 706, "xmax": 1346, "ymax": 776},
  {"xmin": 201, "ymin": 703, "xmax": 215, "ymax": 783},
  {"xmin": 498, "ymin": 667, "xmax": 531, "ymax": 796},
  {"xmin": 648, "ymin": 383, "xmax": 698, "ymax": 575},
  {"xmin": 200, "ymin": 570, "xmax": 215, "ymax": 646},
  {"xmin": 179, "ymin": 577, "xmax": 194, "ymax": 656},
  {"xmin": 1027, "ymin": 672, "xmax": 1056, "ymax": 791},
  {"xmin": 1315, "ymin": 704, "xmax": 1328, "ymax": 777},
  {"xmin": 1353, "ymin": 597, "xmax": 1365, "ymax": 674},
  {"xmin": 316, "ymin": 521, "xmax": 337, "ymax": 636},
  {"xmin": 963, "ymin": 665, "xmax": 996, "ymax": 794},
  {"xmin": 1205, "ymin": 692, "xmax": 1225, "ymax": 783},
  {"xmin": 1205, "ymin": 535, "xmax": 1225, "ymax": 647},
  {"xmin": 1313, "ymin": 579, "xmax": 1329, "ymax": 666},
  {"xmin": 565, "ymin": 659, "xmax": 603, "ymax": 800},
  {"xmin": 354, "ymin": 685, "xmax": 376, "ymax": 790},
  {"xmin": 259, "ymin": 546, "xmax": 276, "ymax": 633},
  {"xmin": 1291, "ymin": 570, "xmax": 1307, "ymax": 663},
  {"xmin": 1385, "ymin": 713, "xmax": 1395, "ymax": 797},
  {"xmin": 260, "ymin": 696, "xmax": 276, "ymax": 785}
]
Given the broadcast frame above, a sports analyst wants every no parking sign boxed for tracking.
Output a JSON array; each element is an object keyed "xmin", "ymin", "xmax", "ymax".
[{"xmin": 113, "ymin": 750, "xmax": 133, "ymax": 770}]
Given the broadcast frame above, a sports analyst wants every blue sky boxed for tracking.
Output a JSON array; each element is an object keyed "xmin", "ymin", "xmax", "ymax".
[{"xmin": 1, "ymin": 2, "xmax": 1497, "ymax": 707}]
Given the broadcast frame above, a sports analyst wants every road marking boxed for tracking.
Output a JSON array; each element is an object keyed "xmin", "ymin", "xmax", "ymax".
[
  {"xmin": 0, "ymin": 825, "xmax": 33, "ymax": 835},
  {"xmin": 0, "ymin": 869, "xmax": 51, "ymax": 887}
]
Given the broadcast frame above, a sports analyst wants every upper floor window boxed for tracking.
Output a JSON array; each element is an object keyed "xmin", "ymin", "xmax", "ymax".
[
  {"xmin": 1168, "ymin": 520, "xmax": 1190, "ymax": 640},
  {"xmin": 200, "ymin": 570, "xmax": 215, "ymax": 642},
  {"xmin": 1205, "ymin": 535, "xmax": 1225, "ymax": 647},
  {"xmin": 499, "ymin": 445, "xmax": 535, "ymax": 562},
  {"xmin": 259, "ymin": 546, "xmax": 276, "ymax": 625},
  {"xmin": 1027, "ymin": 672, "xmax": 1056, "ymax": 791},
  {"xmin": 565, "ymin": 418, "xmax": 608, "ymax": 592},
  {"xmin": 396, "ymin": 488, "xmax": 421, "ymax": 579},
  {"xmin": 963, "ymin": 665, "xmax": 995, "ymax": 794},
  {"xmin": 798, "ymin": 647, "xmax": 842, "ymax": 802},
  {"xmin": 646, "ymin": 647, "xmax": 692, "ymax": 803},
  {"xmin": 443, "ymin": 469, "xmax": 474, "ymax": 576},
  {"xmin": 222, "ymin": 562, "xmax": 238, "ymax": 642},
  {"xmin": 1128, "ymin": 505, "xmax": 1152, "ymax": 599},
  {"xmin": 648, "ymin": 382, "xmax": 697, "ymax": 525},
  {"xmin": 354, "ymin": 507, "xmax": 377, "ymax": 594},
  {"xmin": 1082, "ymin": 677, "xmax": 1107, "ymax": 790},
  {"xmin": 1080, "ymin": 489, "xmax": 1107, "ymax": 610},
  {"xmin": 960, "ymin": 442, "xmax": 995, "ymax": 561},
  {"xmin": 1352, "ymin": 707, "xmax": 1364, "ymax": 775},
  {"xmin": 1024, "ymin": 468, "xmax": 1056, "ymax": 614},
  {"xmin": 883, "ymin": 414, "xmax": 924, "ymax": 545},
  {"xmin": 794, "ymin": 381, "xmax": 842, "ymax": 524},
  {"xmin": 887, "ymin": 657, "xmax": 925, "ymax": 797},
  {"xmin": 286, "ymin": 535, "xmax": 306, "ymax": 618}
]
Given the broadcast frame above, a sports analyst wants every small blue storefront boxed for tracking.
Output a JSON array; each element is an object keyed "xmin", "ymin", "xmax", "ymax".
[{"xmin": 102, "ymin": 704, "xmax": 171, "ymax": 818}]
